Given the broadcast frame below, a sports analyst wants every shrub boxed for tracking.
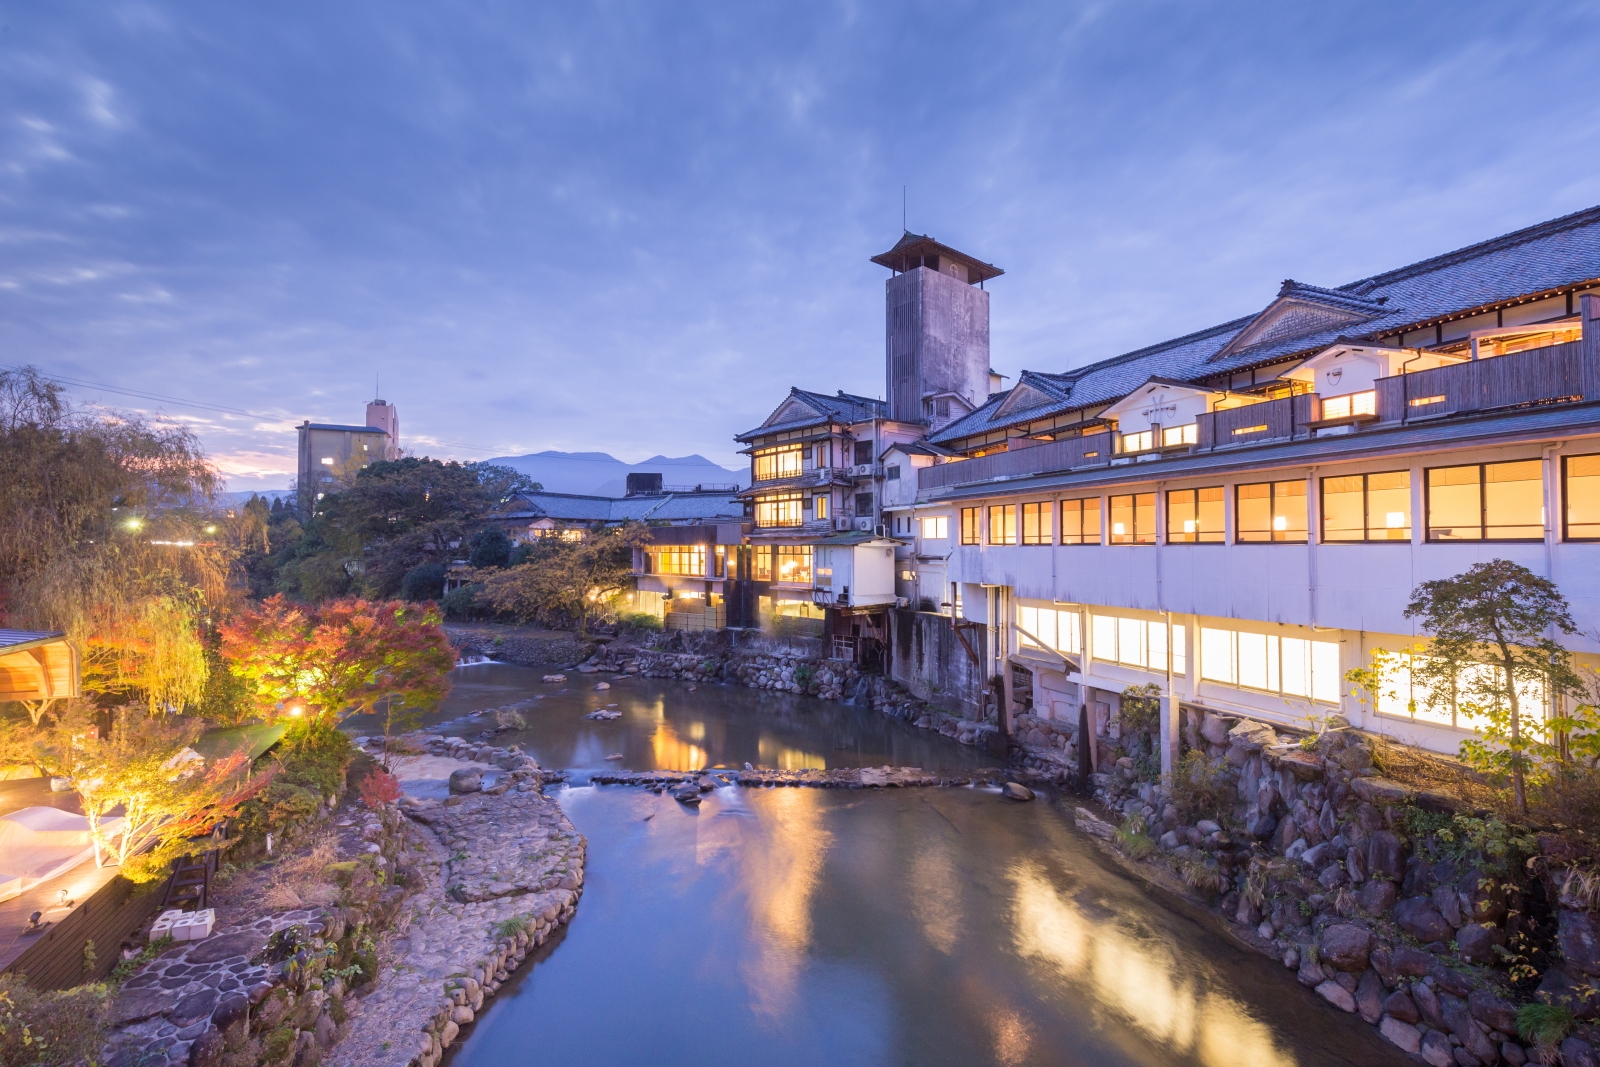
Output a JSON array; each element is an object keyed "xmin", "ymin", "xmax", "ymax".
[
  {"xmin": 0, "ymin": 974, "xmax": 110, "ymax": 1067},
  {"xmin": 1167, "ymin": 750, "xmax": 1235, "ymax": 825},
  {"xmin": 1114, "ymin": 814, "xmax": 1157, "ymax": 859},
  {"xmin": 1119, "ymin": 683, "xmax": 1162, "ymax": 735},
  {"xmin": 793, "ymin": 664, "xmax": 815, "ymax": 689},
  {"xmin": 467, "ymin": 527, "xmax": 512, "ymax": 569},
  {"xmin": 618, "ymin": 611, "xmax": 662, "ymax": 632},
  {"xmin": 494, "ymin": 709, "xmax": 526, "ymax": 730},
  {"xmin": 400, "ymin": 562, "xmax": 446, "ymax": 602},
  {"xmin": 441, "ymin": 583, "xmax": 482, "ymax": 620},
  {"xmin": 358, "ymin": 769, "xmax": 401, "ymax": 808},
  {"xmin": 236, "ymin": 721, "xmax": 354, "ymax": 842},
  {"xmin": 492, "ymin": 915, "xmax": 531, "ymax": 939}
]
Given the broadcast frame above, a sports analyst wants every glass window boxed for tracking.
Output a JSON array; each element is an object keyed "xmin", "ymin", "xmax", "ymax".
[
  {"xmin": 1060, "ymin": 497, "xmax": 1101, "ymax": 545},
  {"xmin": 1427, "ymin": 461, "xmax": 1543, "ymax": 541},
  {"xmin": 753, "ymin": 445, "xmax": 803, "ymax": 482},
  {"xmin": 1021, "ymin": 502, "xmax": 1053, "ymax": 545},
  {"xmin": 649, "ymin": 546, "xmax": 708, "ymax": 576},
  {"xmin": 919, "ymin": 516, "xmax": 948, "ymax": 540},
  {"xmin": 813, "ymin": 494, "xmax": 830, "ymax": 521},
  {"xmin": 754, "ymin": 493, "xmax": 804, "ymax": 527},
  {"xmin": 1321, "ymin": 391, "xmax": 1376, "ymax": 420},
  {"xmin": 1123, "ymin": 430, "xmax": 1154, "ymax": 453},
  {"xmin": 960, "ymin": 507, "xmax": 980, "ymax": 545},
  {"xmin": 1166, "ymin": 487, "xmax": 1224, "ymax": 543},
  {"xmin": 754, "ymin": 546, "xmax": 772, "ymax": 581},
  {"xmin": 1566, "ymin": 454, "xmax": 1600, "ymax": 540},
  {"xmin": 1236, "ymin": 480, "xmax": 1307, "ymax": 543},
  {"xmin": 1199, "ymin": 626, "xmax": 1340, "ymax": 703},
  {"xmin": 773, "ymin": 546, "xmax": 813, "ymax": 584},
  {"xmin": 1109, "ymin": 493, "xmax": 1156, "ymax": 544},
  {"xmin": 1089, "ymin": 614, "xmax": 1185, "ymax": 673},
  {"xmin": 988, "ymin": 504, "xmax": 1017, "ymax": 545},
  {"xmin": 1162, "ymin": 423, "xmax": 1198, "ymax": 447},
  {"xmin": 1320, "ymin": 471, "xmax": 1410, "ymax": 542}
]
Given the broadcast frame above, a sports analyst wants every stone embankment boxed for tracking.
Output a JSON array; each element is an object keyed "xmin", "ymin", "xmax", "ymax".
[
  {"xmin": 446, "ymin": 624, "xmax": 583, "ymax": 670},
  {"xmin": 1082, "ymin": 706, "xmax": 1600, "ymax": 1065}
]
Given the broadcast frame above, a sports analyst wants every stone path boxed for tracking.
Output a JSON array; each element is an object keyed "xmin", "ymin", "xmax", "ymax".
[{"xmin": 327, "ymin": 785, "xmax": 584, "ymax": 1067}]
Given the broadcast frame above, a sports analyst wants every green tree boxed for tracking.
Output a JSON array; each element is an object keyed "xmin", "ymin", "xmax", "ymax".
[
  {"xmin": 1404, "ymin": 559, "xmax": 1580, "ymax": 813},
  {"xmin": 481, "ymin": 523, "xmax": 649, "ymax": 636},
  {"xmin": 468, "ymin": 526, "xmax": 513, "ymax": 569}
]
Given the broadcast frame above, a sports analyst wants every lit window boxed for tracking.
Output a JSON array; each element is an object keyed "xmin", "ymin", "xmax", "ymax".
[
  {"xmin": 1060, "ymin": 498, "xmax": 1101, "ymax": 545},
  {"xmin": 1321, "ymin": 471, "xmax": 1410, "ymax": 542},
  {"xmin": 1409, "ymin": 394, "xmax": 1446, "ymax": 408},
  {"xmin": 1017, "ymin": 604, "xmax": 1084, "ymax": 657},
  {"xmin": 1321, "ymin": 391, "xmax": 1377, "ymax": 420},
  {"xmin": 1230, "ymin": 424, "xmax": 1268, "ymax": 437},
  {"xmin": 919, "ymin": 516, "xmax": 949, "ymax": 540},
  {"xmin": 960, "ymin": 507, "xmax": 980, "ymax": 545},
  {"xmin": 813, "ymin": 495, "xmax": 830, "ymax": 521},
  {"xmin": 754, "ymin": 493, "xmax": 804, "ymax": 527},
  {"xmin": 988, "ymin": 504, "xmax": 1017, "ymax": 545},
  {"xmin": 1566, "ymin": 454, "xmax": 1600, "ymax": 540},
  {"xmin": 1426, "ymin": 461, "xmax": 1543, "ymax": 541},
  {"xmin": 1088, "ymin": 614, "xmax": 1185, "ymax": 674},
  {"xmin": 900, "ymin": 569, "xmax": 916, "ymax": 581},
  {"xmin": 1021, "ymin": 502, "xmax": 1053, "ymax": 545},
  {"xmin": 320, "ymin": 457, "xmax": 334, "ymax": 465},
  {"xmin": 1199, "ymin": 626, "xmax": 1340, "ymax": 703},
  {"xmin": 773, "ymin": 546, "xmax": 813, "ymax": 584},
  {"xmin": 1122, "ymin": 430, "xmax": 1154, "ymax": 453},
  {"xmin": 647, "ymin": 546, "xmax": 707, "ymax": 576},
  {"xmin": 1109, "ymin": 493, "xmax": 1156, "ymax": 544},
  {"xmin": 1236, "ymin": 481, "xmax": 1307, "ymax": 543},
  {"xmin": 1162, "ymin": 423, "xmax": 1197, "ymax": 447},
  {"xmin": 1373, "ymin": 650, "xmax": 1548, "ymax": 729},
  {"xmin": 754, "ymin": 546, "xmax": 772, "ymax": 580},
  {"xmin": 753, "ymin": 445, "xmax": 804, "ymax": 482},
  {"xmin": 1166, "ymin": 487, "xmax": 1224, "ymax": 543}
]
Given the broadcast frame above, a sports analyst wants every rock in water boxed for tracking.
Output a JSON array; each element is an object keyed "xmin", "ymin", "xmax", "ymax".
[
  {"xmin": 1001, "ymin": 782, "xmax": 1035, "ymax": 802},
  {"xmin": 604, "ymin": 753, "xmax": 624, "ymax": 761},
  {"xmin": 594, "ymin": 682, "xmax": 611, "ymax": 691},
  {"xmin": 673, "ymin": 785, "xmax": 702, "ymax": 805},
  {"xmin": 448, "ymin": 769, "xmax": 483, "ymax": 795},
  {"xmin": 542, "ymin": 674, "xmax": 566, "ymax": 683}
]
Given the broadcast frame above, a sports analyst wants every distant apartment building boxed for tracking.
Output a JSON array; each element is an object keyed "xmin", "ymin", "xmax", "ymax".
[{"xmin": 295, "ymin": 397, "xmax": 401, "ymax": 515}]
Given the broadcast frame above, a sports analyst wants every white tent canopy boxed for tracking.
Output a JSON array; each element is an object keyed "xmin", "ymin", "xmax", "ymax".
[{"xmin": 0, "ymin": 806, "xmax": 123, "ymax": 903}]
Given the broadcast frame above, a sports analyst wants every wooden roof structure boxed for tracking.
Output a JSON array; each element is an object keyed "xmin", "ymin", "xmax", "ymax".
[{"xmin": 0, "ymin": 631, "xmax": 80, "ymax": 703}]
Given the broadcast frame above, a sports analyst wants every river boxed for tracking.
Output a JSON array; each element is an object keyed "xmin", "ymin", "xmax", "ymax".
[{"xmin": 389, "ymin": 662, "xmax": 1406, "ymax": 1067}]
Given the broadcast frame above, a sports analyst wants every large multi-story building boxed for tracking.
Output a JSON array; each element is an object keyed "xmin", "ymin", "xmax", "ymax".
[{"xmin": 295, "ymin": 397, "xmax": 402, "ymax": 516}]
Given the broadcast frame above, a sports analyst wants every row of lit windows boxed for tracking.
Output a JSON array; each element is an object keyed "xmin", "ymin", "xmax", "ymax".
[
  {"xmin": 1199, "ymin": 628, "xmax": 1341, "ymax": 705},
  {"xmin": 954, "ymin": 455, "xmax": 1600, "ymax": 546},
  {"xmin": 752, "ymin": 545, "xmax": 813, "ymax": 584},
  {"xmin": 1373, "ymin": 652, "xmax": 1547, "ymax": 729}
]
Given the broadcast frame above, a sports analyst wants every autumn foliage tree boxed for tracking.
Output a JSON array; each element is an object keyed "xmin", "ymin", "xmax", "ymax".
[
  {"xmin": 481, "ymin": 522, "xmax": 649, "ymax": 636},
  {"xmin": 219, "ymin": 594, "xmax": 455, "ymax": 728}
]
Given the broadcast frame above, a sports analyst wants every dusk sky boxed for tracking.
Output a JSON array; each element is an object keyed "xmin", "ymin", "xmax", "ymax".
[{"xmin": 5, "ymin": 2, "xmax": 1600, "ymax": 490}]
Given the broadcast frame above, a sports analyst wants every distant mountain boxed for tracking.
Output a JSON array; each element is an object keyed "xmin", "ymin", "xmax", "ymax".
[
  {"xmin": 222, "ymin": 489, "xmax": 294, "ymax": 506},
  {"xmin": 486, "ymin": 451, "xmax": 747, "ymax": 497}
]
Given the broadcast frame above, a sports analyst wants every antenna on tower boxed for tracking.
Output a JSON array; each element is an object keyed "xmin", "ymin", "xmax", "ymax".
[
  {"xmin": 902, "ymin": 186, "xmax": 906, "ymax": 232},
  {"xmin": 375, "ymin": 372, "xmax": 380, "ymax": 401}
]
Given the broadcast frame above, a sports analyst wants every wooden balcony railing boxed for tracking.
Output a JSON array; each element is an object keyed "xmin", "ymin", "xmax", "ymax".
[
  {"xmin": 1194, "ymin": 394, "xmax": 1316, "ymax": 449},
  {"xmin": 918, "ymin": 431, "xmax": 1112, "ymax": 490},
  {"xmin": 1374, "ymin": 340, "xmax": 1589, "ymax": 422}
]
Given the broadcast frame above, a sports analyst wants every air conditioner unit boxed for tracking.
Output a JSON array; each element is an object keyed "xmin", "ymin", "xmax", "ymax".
[
  {"xmin": 834, "ymin": 518, "xmax": 852, "ymax": 531},
  {"xmin": 873, "ymin": 524, "xmax": 888, "ymax": 538},
  {"xmin": 853, "ymin": 518, "xmax": 872, "ymax": 532}
]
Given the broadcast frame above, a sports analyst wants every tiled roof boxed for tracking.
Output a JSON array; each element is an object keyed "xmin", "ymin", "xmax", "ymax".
[
  {"xmin": 495, "ymin": 491, "xmax": 743, "ymax": 524},
  {"xmin": 736, "ymin": 388, "xmax": 886, "ymax": 441},
  {"xmin": 0, "ymin": 630, "xmax": 65, "ymax": 652},
  {"xmin": 930, "ymin": 204, "xmax": 1600, "ymax": 445}
]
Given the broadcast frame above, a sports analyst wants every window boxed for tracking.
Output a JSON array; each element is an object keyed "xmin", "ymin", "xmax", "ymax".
[
  {"xmin": 1426, "ymin": 461, "xmax": 1543, "ymax": 541},
  {"xmin": 1566, "ymin": 454, "xmax": 1600, "ymax": 540},
  {"xmin": 1089, "ymin": 614, "xmax": 1186, "ymax": 673},
  {"xmin": 1162, "ymin": 423, "xmax": 1197, "ymax": 447},
  {"xmin": 754, "ymin": 493, "xmax": 804, "ymax": 527},
  {"xmin": 854, "ymin": 441, "xmax": 873, "ymax": 465},
  {"xmin": 886, "ymin": 465, "xmax": 901, "ymax": 480},
  {"xmin": 1123, "ymin": 430, "xmax": 1154, "ymax": 453},
  {"xmin": 900, "ymin": 569, "xmax": 916, "ymax": 581},
  {"xmin": 1109, "ymin": 493, "xmax": 1156, "ymax": 544},
  {"xmin": 1236, "ymin": 481, "xmax": 1308, "ymax": 543},
  {"xmin": 1166, "ymin": 487, "xmax": 1224, "ymax": 543},
  {"xmin": 988, "ymin": 504, "xmax": 1017, "ymax": 545},
  {"xmin": 1060, "ymin": 497, "xmax": 1101, "ymax": 545},
  {"xmin": 773, "ymin": 546, "xmax": 813, "ymax": 584},
  {"xmin": 1409, "ymin": 395, "xmax": 1446, "ymax": 408},
  {"xmin": 1321, "ymin": 471, "xmax": 1411, "ymax": 542},
  {"xmin": 1199, "ymin": 627, "xmax": 1340, "ymax": 703},
  {"xmin": 813, "ymin": 494, "xmax": 830, "ymax": 521},
  {"xmin": 713, "ymin": 545, "xmax": 726, "ymax": 579},
  {"xmin": 753, "ymin": 445, "xmax": 803, "ymax": 481},
  {"xmin": 960, "ymin": 507, "xmax": 980, "ymax": 545},
  {"xmin": 1373, "ymin": 652, "xmax": 1548, "ymax": 729},
  {"xmin": 814, "ymin": 443, "xmax": 829, "ymax": 468},
  {"xmin": 855, "ymin": 493, "xmax": 873, "ymax": 515},
  {"xmin": 1021, "ymin": 502, "xmax": 1053, "ymax": 545},
  {"xmin": 647, "ymin": 546, "xmax": 706, "ymax": 576},
  {"xmin": 753, "ymin": 546, "xmax": 772, "ymax": 580},
  {"xmin": 1231, "ymin": 424, "xmax": 1268, "ymax": 437},
  {"xmin": 920, "ymin": 516, "xmax": 948, "ymax": 540},
  {"xmin": 1016, "ymin": 604, "xmax": 1083, "ymax": 657},
  {"xmin": 1321, "ymin": 391, "xmax": 1376, "ymax": 420}
]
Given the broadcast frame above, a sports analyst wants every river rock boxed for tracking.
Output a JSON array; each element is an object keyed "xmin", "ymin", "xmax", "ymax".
[
  {"xmin": 1314, "ymin": 979, "xmax": 1355, "ymax": 1012},
  {"xmin": 1412, "ymin": 980, "xmax": 1446, "ymax": 1030},
  {"xmin": 1358, "ymin": 878, "xmax": 1397, "ymax": 916},
  {"xmin": 448, "ymin": 769, "xmax": 483, "ymax": 795},
  {"xmin": 1442, "ymin": 993, "xmax": 1498, "ymax": 1062},
  {"xmin": 1468, "ymin": 988, "xmax": 1517, "ymax": 1034},
  {"xmin": 1318, "ymin": 924, "xmax": 1373, "ymax": 972},
  {"xmin": 1001, "ymin": 782, "xmax": 1034, "ymax": 802},
  {"xmin": 594, "ymin": 682, "xmax": 610, "ymax": 691},
  {"xmin": 1378, "ymin": 1015, "xmax": 1422, "ymax": 1053},
  {"xmin": 542, "ymin": 674, "xmax": 566, "ymax": 682},
  {"xmin": 1394, "ymin": 896, "xmax": 1453, "ymax": 943},
  {"xmin": 1562, "ymin": 1037, "xmax": 1599, "ymax": 1067},
  {"xmin": 1382, "ymin": 989, "xmax": 1419, "ymax": 1024},
  {"xmin": 1355, "ymin": 970, "xmax": 1384, "ymax": 1023},
  {"xmin": 1419, "ymin": 1029, "xmax": 1454, "ymax": 1067},
  {"xmin": 673, "ymin": 785, "xmax": 702, "ymax": 805}
]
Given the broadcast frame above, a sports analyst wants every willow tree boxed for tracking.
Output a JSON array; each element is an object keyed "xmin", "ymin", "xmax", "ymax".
[{"xmin": 1405, "ymin": 560, "xmax": 1580, "ymax": 813}]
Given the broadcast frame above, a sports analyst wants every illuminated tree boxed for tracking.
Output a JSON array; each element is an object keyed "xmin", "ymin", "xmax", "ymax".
[
  {"xmin": 1405, "ymin": 560, "xmax": 1580, "ymax": 813},
  {"xmin": 481, "ymin": 523, "xmax": 649, "ymax": 636},
  {"xmin": 220, "ymin": 594, "xmax": 455, "ymax": 726}
]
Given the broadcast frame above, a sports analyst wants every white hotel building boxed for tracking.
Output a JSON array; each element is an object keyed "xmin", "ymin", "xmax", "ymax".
[{"xmin": 874, "ymin": 207, "xmax": 1600, "ymax": 772}]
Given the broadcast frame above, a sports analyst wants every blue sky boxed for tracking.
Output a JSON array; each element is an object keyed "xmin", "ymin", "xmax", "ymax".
[{"xmin": 4, "ymin": 2, "xmax": 1600, "ymax": 490}]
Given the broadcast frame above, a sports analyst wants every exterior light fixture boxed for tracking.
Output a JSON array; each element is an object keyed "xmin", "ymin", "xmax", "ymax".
[
  {"xmin": 287, "ymin": 705, "xmax": 304, "ymax": 717},
  {"xmin": 125, "ymin": 518, "xmax": 143, "ymax": 531}
]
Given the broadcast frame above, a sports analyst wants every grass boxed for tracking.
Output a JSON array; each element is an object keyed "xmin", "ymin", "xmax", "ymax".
[{"xmin": 1517, "ymin": 1002, "xmax": 1574, "ymax": 1047}]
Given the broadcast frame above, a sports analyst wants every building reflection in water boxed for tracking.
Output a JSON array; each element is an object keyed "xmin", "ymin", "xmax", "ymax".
[
  {"xmin": 757, "ymin": 737, "xmax": 826, "ymax": 770},
  {"xmin": 734, "ymin": 788, "xmax": 832, "ymax": 1020},
  {"xmin": 649, "ymin": 721, "xmax": 706, "ymax": 770},
  {"xmin": 1009, "ymin": 860, "xmax": 1295, "ymax": 1067}
]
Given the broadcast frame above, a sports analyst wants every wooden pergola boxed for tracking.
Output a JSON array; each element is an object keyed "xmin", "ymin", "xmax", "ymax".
[{"xmin": 0, "ymin": 630, "xmax": 80, "ymax": 712}]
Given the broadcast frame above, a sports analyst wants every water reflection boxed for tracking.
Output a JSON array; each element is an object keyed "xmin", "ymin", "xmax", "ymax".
[{"xmin": 1009, "ymin": 859, "xmax": 1293, "ymax": 1067}]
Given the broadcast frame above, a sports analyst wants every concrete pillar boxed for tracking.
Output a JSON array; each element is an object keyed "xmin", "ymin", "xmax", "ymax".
[{"xmin": 1159, "ymin": 696, "xmax": 1179, "ymax": 779}]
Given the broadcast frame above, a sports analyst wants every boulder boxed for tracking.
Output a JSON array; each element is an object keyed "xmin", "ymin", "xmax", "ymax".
[
  {"xmin": 1381, "ymin": 989, "xmax": 1420, "ymax": 1024},
  {"xmin": 1200, "ymin": 713, "xmax": 1231, "ymax": 745},
  {"xmin": 1158, "ymin": 831, "xmax": 1179, "ymax": 850},
  {"xmin": 1227, "ymin": 720, "xmax": 1277, "ymax": 752},
  {"xmin": 1561, "ymin": 908, "xmax": 1600, "ymax": 976},
  {"xmin": 1390, "ymin": 945, "xmax": 1436, "ymax": 977},
  {"xmin": 1412, "ymin": 981, "xmax": 1446, "ymax": 1031},
  {"xmin": 1318, "ymin": 924, "xmax": 1373, "ymax": 973},
  {"xmin": 1357, "ymin": 878, "xmax": 1397, "ymax": 916},
  {"xmin": 189, "ymin": 1029, "xmax": 225, "ymax": 1067},
  {"xmin": 1196, "ymin": 819, "xmax": 1222, "ymax": 835},
  {"xmin": 1442, "ymin": 993, "xmax": 1498, "ymax": 1063},
  {"xmin": 1419, "ymin": 1029, "xmax": 1454, "ymax": 1067},
  {"xmin": 1247, "ymin": 812, "xmax": 1278, "ymax": 841},
  {"xmin": 1355, "ymin": 970, "xmax": 1384, "ymax": 1023},
  {"xmin": 1001, "ymin": 782, "xmax": 1035, "ymax": 802},
  {"xmin": 448, "ymin": 769, "xmax": 483, "ymax": 795},
  {"xmin": 1378, "ymin": 1015, "xmax": 1422, "ymax": 1054},
  {"xmin": 1394, "ymin": 896, "xmax": 1454, "ymax": 944},
  {"xmin": 1366, "ymin": 830, "xmax": 1405, "ymax": 882},
  {"xmin": 171, "ymin": 989, "xmax": 219, "ymax": 1027},
  {"xmin": 1536, "ymin": 967, "xmax": 1600, "ymax": 1021},
  {"xmin": 1562, "ymin": 1037, "xmax": 1599, "ymax": 1067},
  {"xmin": 1467, "ymin": 989, "xmax": 1517, "ymax": 1035},
  {"xmin": 1314, "ymin": 979, "xmax": 1356, "ymax": 1012},
  {"xmin": 1457, "ymin": 922, "xmax": 1506, "ymax": 965},
  {"xmin": 1432, "ymin": 885, "xmax": 1464, "ymax": 929},
  {"xmin": 1350, "ymin": 777, "xmax": 1414, "ymax": 805}
]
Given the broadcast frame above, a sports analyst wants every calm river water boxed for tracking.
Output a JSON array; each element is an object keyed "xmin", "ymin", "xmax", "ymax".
[{"xmin": 396, "ymin": 663, "xmax": 1405, "ymax": 1067}]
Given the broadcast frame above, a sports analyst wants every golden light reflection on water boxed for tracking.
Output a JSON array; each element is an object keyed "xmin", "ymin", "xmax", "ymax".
[
  {"xmin": 737, "ymin": 788, "xmax": 831, "ymax": 1019},
  {"xmin": 757, "ymin": 736, "xmax": 826, "ymax": 770},
  {"xmin": 1009, "ymin": 861, "xmax": 1296, "ymax": 1067},
  {"xmin": 910, "ymin": 841, "xmax": 961, "ymax": 955},
  {"xmin": 650, "ymin": 721, "xmax": 705, "ymax": 770}
]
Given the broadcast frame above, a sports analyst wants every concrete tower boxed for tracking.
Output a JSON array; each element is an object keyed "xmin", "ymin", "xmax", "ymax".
[
  {"xmin": 872, "ymin": 232, "xmax": 1003, "ymax": 430},
  {"xmin": 366, "ymin": 398, "xmax": 400, "ymax": 460}
]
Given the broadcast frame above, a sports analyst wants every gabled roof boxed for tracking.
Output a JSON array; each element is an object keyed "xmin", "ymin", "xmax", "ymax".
[
  {"xmin": 870, "ymin": 231, "xmax": 1004, "ymax": 283},
  {"xmin": 931, "ymin": 203, "xmax": 1600, "ymax": 445},
  {"xmin": 495, "ymin": 490, "xmax": 743, "ymax": 524},
  {"xmin": 880, "ymin": 441, "xmax": 955, "ymax": 460},
  {"xmin": 736, "ymin": 388, "xmax": 886, "ymax": 442}
]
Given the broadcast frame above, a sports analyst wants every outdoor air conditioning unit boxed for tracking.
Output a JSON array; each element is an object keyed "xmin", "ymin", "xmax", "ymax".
[
  {"xmin": 873, "ymin": 524, "xmax": 888, "ymax": 538},
  {"xmin": 834, "ymin": 518, "xmax": 852, "ymax": 531},
  {"xmin": 854, "ymin": 517, "xmax": 872, "ymax": 532}
]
